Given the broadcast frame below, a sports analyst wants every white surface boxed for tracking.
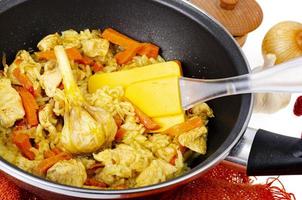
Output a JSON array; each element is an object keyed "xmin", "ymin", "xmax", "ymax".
[{"xmin": 242, "ymin": 0, "xmax": 302, "ymax": 199}]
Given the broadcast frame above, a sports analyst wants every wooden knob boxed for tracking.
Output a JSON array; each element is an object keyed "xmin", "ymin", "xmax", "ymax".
[{"xmin": 220, "ymin": 0, "xmax": 239, "ymax": 10}]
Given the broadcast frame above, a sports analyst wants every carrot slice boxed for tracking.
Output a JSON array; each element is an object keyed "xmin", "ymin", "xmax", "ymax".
[
  {"xmin": 137, "ymin": 43, "xmax": 159, "ymax": 58},
  {"xmin": 115, "ymin": 44, "xmax": 142, "ymax": 65},
  {"xmin": 52, "ymin": 147, "xmax": 62, "ymax": 155},
  {"xmin": 44, "ymin": 150, "xmax": 56, "ymax": 159},
  {"xmin": 164, "ymin": 117, "xmax": 204, "ymax": 136},
  {"xmin": 36, "ymin": 152, "xmax": 72, "ymax": 175},
  {"xmin": 92, "ymin": 62, "xmax": 104, "ymax": 73},
  {"xmin": 133, "ymin": 106, "xmax": 160, "ymax": 130},
  {"xmin": 36, "ymin": 48, "xmax": 83, "ymax": 61},
  {"xmin": 77, "ymin": 55, "xmax": 94, "ymax": 66},
  {"xmin": 13, "ymin": 68, "xmax": 34, "ymax": 95},
  {"xmin": 12, "ymin": 132, "xmax": 35, "ymax": 160},
  {"xmin": 16, "ymin": 87, "xmax": 39, "ymax": 126},
  {"xmin": 84, "ymin": 178, "xmax": 107, "ymax": 188},
  {"xmin": 101, "ymin": 28, "xmax": 139, "ymax": 49},
  {"xmin": 115, "ymin": 128, "xmax": 126, "ymax": 142}
]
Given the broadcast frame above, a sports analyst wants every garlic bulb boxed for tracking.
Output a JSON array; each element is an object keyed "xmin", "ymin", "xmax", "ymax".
[
  {"xmin": 253, "ymin": 54, "xmax": 291, "ymax": 113},
  {"xmin": 262, "ymin": 21, "xmax": 302, "ymax": 64},
  {"xmin": 54, "ymin": 46, "xmax": 117, "ymax": 154}
]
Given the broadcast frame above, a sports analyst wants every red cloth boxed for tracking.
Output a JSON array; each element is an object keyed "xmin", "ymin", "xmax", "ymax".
[{"xmin": 0, "ymin": 163, "xmax": 295, "ymax": 200}]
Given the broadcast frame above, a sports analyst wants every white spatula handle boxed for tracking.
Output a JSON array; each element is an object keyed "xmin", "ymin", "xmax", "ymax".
[{"xmin": 180, "ymin": 57, "xmax": 302, "ymax": 109}]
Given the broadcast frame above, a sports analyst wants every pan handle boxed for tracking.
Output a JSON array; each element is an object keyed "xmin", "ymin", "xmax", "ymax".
[{"xmin": 226, "ymin": 128, "xmax": 302, "ymax": 176}]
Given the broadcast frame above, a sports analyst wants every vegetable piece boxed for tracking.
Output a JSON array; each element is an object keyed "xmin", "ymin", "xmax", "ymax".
[
  {"xmin": 101, "ymin": 28, "xmax": 139, "ymax": 49},
  {"xmin": 44, "ymin": 150, "xmax": 56, "ymax": 159},
  {"xmin": 84, "ymin": 178, "xmax": 107, "ymax": 188},
  {"xmin": 164, "ymin": 117, "xmax": 204, "ymax": 136},
  {"xmin": 54, "ymin": 46, "xmax": 117, "ymax": 154},
  {"xmin": 115, "ymin": 44, "xmax": 142, "ymax": 65},
  {"xmin": 133, "ymin": 105, "xmax": 160, "ymax": 130},
  {"xmin": 101, "ymin": 28, "xmax": 160, "ymax": 59},
  {"xmin": 44, "ymin": 148, "xmax": 62, "ymax": 158},
  {"xmin": 12, "ymin": 132, "xmax": 35, "ymax": 160},
  {"xmin": 36, "ymin": 48, "xmax": 83, "ymax": 61},
  {"xmin": 16, "ymin": 87, "xmax": 39, "ymax": 126},
  {"xmin": 115, "ymin": 128, "xmax": 126, "ymax": 142},
  {"xmin": 36, "ymin": 152, "xmax": 72, "ymax": 175},
  {"xmin": 137, "ymin": 43, "xmax": 159, "ymax": 58},
  {"xmin": 253, "ymin": 54, "xmax": 291, "ymax": 113},
  {"xmin": 91, "ymin": 62, "xmax": 104, "ymax": 73},
  {"xmin": 77, "ymin": 56, "xmax": 94, "ymax": 65},
  {"xmin": 12, "ymin": 68, "xmax": 34, "ymax": 94},
  {"xmin": 262, "ymin": 21, "xmax": 302, "ymax": 64}
]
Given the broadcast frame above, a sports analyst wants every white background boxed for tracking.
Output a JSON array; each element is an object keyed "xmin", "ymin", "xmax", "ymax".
[{"xmin": 243, "ymin": 0, "xmax": 302, "ymax": 199}]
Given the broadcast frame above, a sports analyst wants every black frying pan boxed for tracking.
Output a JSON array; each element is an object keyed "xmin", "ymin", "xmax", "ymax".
[{"xmin": 0, "ymin": 0, "xmax": 301, "ymax": 199}]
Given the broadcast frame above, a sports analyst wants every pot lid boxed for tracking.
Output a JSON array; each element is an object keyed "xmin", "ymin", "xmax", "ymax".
[{"xmin": 191, "ymin": 0, "xmax": 263, "ymax": 36}]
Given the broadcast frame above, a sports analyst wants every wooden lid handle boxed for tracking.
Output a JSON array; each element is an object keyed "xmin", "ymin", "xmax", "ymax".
[{"xmin": 220, "ymin": 0, "xmax": 239, "ymax": 10}]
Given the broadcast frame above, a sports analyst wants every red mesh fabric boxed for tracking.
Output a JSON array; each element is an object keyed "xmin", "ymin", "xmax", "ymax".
[
  {"xmin": 0, "ymin": 163, "xmax": 295, "ymax": 200},
  {"xmin": 153, "ymin": 164, "xmax": 295, "ymax": 200}
]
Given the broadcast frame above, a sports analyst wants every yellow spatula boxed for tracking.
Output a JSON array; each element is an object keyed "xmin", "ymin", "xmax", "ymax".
[
  {"xmin": 88, "ymin": 61, "xmax": 185, "ymax": 131},
  {"xmin": 89, "ymin": 57, "xmax": 302, "ymax": 131}
]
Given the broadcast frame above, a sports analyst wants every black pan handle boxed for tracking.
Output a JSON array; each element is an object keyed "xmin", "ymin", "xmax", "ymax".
[{"xmin": 247, "ymin": 129, "xmax": 302, "ymax": 176}]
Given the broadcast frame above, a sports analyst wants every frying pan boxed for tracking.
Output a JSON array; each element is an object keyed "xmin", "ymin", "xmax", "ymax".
[{"xmin": 0, "ymin": 0, "xmax": 301, "ymax": 199}]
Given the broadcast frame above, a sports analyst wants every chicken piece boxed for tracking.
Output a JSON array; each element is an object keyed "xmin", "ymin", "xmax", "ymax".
[
  {"xmin": 37, "ymin": 33, "xmax": 61, "ymax": 51},
  {"xmin": 6, "ymin": 51, "xmax": 41, "ymax": 92},
  {"xmin": 61, "ymin": 30, "xmax": 81, "ymax": 49},
  {"xmin": 187, "ymin": 103, "xmax": 214, "ymax": 123},
  {"xmin": 40, "ymin": 67, "xmax": 62, "ymax": 97},
  {"xmin": 178, "ymin": 126, "xmax": 208, "ymax": 154},
  {"xmin": 46, "ymin": 159, "xmax": 87, "ymax": 187},
  {"xmin": 135, "ymin": 159, "xmax": 177, "ymax": 187},
  {"xmin": 81, "ymin": 38, "xmax": 109, "ymax": 58},
  {"xmin": 0, "ymin": 78, "xmax": 25, "ymax": 128},
  {"xmin": 93, "ymin": 144, "xmax": 153, "ymax": 185},
  {"xmin": 38, "ymin": 103, "xmax": 57, "ymax": 135},
  {"xmin": 79, "ymin": 29, "xmax": 100, "ymax": 41}
]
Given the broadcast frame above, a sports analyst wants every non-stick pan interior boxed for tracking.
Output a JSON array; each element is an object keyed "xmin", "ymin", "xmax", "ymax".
[{"xmin": 0, "ymin": 0, "xmax": 251, "ymax": 183}]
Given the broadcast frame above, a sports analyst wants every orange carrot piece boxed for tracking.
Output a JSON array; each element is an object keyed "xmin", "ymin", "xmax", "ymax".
[
  {"xmin": 35, "ymin": 50, "xmax": 56, "ymax": 60},
  {"xmin": 84, "ymin": 178, "xmax": 107, "ymax": 188},
  {"xmin": 44, "ymin": 150, "xmax": 56, "ymax": 159},
  {"xmin": 36, "ymin": 152, "xmax": 72, "ymax": 175},
  {"xmin": 115, "ymin": 44, "xmax": 142, "ymax": 65},
  {"xmin": 137, "ymin": 43, "xmax": 159, "ymax": 58},
  {"xmin": 164, "ymin": 117, "xmax": 204, "ymax": 136},
  {"xmin": 36, "ymin": 48, "xmax": 83, "ymax": 61},
  {"xmin": 133, "ymin": 106, "xmax": 160, "ymax": 130},
  {"xmin": 12, "ymin": 132, "xmax": 35, "ymax": 160},
  {"xmin": 101, "ymin": 28, "xmax": 139, "ymax": 49},
  {"xmin": 76, "ymin": 55, "xmax": 94, "ymax": 65},
  {"xmin": 16, "ymin": 87, "xmax": 39, "ymax": 126},
  {"xmin": 14, "ymin": 58, "xmax": 23, "ymax": 65},
  {"xmin": 44, "ymin": 147, "xmax": 62, "ymax": 158},
  {"xmin": 52, "ymin": 147, "xmax": 62, "ymax": 155},
  {"xmin": 66, "ymin": 48, "xmax": 83, "ymax": 61},
  {"xmin": 115, "ymin": 128, "xmax": 126, "ymax": 142},
  {"xmin": 13, "ymin": 68, "xmax": 34, "ymax": 94},
  {"xmin": 92, "ymin": 62, "xmax": 104, "ymax": 73}
]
